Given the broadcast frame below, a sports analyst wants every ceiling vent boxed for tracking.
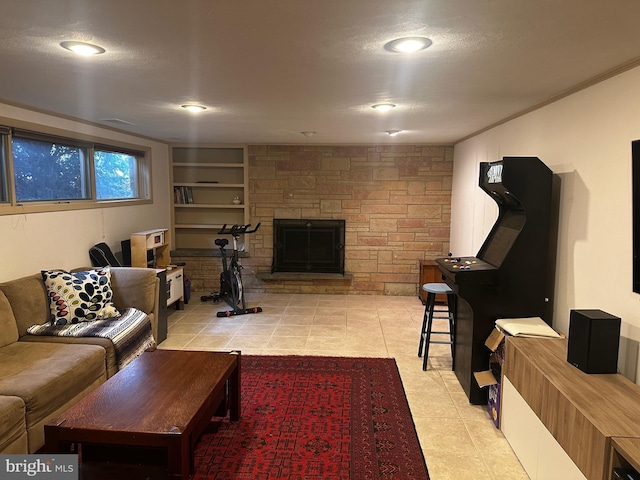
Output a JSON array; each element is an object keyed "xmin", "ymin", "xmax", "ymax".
[{"xmin": 100, "ymin": 118, "xmax": 134, "ymax": 126}]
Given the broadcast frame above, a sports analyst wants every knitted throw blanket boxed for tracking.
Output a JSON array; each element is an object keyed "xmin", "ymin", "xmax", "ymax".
[{"xmin": 27, "ymin": 307, "xmax": 156, "ymax": 370}]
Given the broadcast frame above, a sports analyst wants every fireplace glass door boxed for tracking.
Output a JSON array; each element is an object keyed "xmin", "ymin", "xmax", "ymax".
[{"xmin": 272, "ymin": 219, "xmax": 345, "ymax": 274}]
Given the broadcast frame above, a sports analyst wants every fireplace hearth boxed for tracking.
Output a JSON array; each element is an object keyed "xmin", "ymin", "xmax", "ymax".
[{"xmin": 272, "ymin": 219, "xmax": 345, "ymax": 274}]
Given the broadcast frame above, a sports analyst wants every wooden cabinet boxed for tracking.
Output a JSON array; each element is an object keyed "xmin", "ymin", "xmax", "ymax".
[
  {"xmin": 130, "ymin": 228, "xmax": 171, "ymax": 268},
  {"xmin": 418, "ymin": 260, "xmax": 447, "ymax": 304},
  {"xmin": 610, "ymin": 438, "xmax": 640, "ymax": 480},
  {"xmin": 166, "ymin": 268, "xmax": 184, "ymax": 307},
  {"xmin": 131, "ymin": 229, "xmax": 184, "ymax": 325},
  {"xmin": 170, "ymin": 145, "xmax": 249, "ymax": 250},
  {"xmin": 502, "ymin": 337, "xmax": 640, "ymax": 480},
  {"xmin": 501, "ymin": 376, "xmax": 587, "ymax": 479}
]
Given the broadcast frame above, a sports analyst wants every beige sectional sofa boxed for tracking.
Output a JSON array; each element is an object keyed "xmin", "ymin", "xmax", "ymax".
[{"xmin": 0, "ymin": 267, "xmax": 159, "ymax": 454}]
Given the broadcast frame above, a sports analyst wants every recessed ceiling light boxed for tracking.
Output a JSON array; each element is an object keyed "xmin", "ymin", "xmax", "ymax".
[
  {"xmin": 386, "ymin": 129, "xmax": 402, "ymax": 136},
  {"xmin": 182, "ymin": 104, "xmax": 207, "ymax": 113},
  {"xmin": 384, "ymin": 37, "xmax": 432, "ymax": 53},
  {"xmin": 60, "ymin": 41, "xmax": 105, "ymax": 56},
  {"xmin": 371, "ymin": 103, "xmax": 396, "ymax": 112},
  {"xmin": 301, "ymin": 131, "xmax": 316, "ymax": 137}
]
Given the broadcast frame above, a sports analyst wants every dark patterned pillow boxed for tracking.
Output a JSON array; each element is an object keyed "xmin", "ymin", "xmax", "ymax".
[{"xmin": 41, "ymin": 268, "xmax": 120, "ymax": 325}]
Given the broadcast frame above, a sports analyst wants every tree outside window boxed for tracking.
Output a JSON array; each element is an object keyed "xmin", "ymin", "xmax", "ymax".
[
  {"xmin": 12, "ymin": 137, "xmax": 89, "ymax": 202},
  {"xmin": 95, "ymin": 150, "xmax": 138, "ymax": 200}
]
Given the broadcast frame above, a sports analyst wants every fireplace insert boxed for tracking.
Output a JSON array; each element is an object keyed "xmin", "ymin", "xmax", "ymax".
[{"xmin": 272, "ymin": 219, "xmax": 345, "ymax": 274}]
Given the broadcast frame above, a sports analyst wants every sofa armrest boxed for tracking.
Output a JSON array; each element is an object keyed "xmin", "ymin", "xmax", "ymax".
[
  {"xmin": 111, "ymin": 267, "xmax": 160, "ymax": 330},
  {"xmin": 109, "ymin": 267, "xmax": 156, "ymax": 313},
  {"xmin": 108, "ymin": 267, "xmax": 158, "ymax": 340}
]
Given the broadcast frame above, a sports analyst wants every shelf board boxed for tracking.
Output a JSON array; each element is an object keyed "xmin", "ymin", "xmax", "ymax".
[
  {"xmin": 175, "ymin": 223, "xmax": 225, "ymax": 229},
  {"xmin": 131, "ymin": 228, "xmax": 168, "ymax": 236},
  {"xmin": 172, "ymin": 162, "xmax": 243, "ymax": 168},
  {"xmin": 173, "ymin": 183, "xmax": 244, "ymax": 188},
  {"xmin": 172, "ymin": 248, "xmax": 248, "ymax": 258},
  {"xmin": 173, "ymin": 203, "xmax": 245, "ymax": 208},
  {"xmin": 174, "ymin": 224, "xmax": 249, "ymax": 230}
]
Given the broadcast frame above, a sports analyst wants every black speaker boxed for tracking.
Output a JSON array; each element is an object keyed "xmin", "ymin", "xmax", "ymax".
[
  {"xmin": 567, "ymin": 309, "xmax": 621, "ymax": 374},
  {"xmin": 120, "ymin": 239, "xmax": 132, "ymax": 267}
]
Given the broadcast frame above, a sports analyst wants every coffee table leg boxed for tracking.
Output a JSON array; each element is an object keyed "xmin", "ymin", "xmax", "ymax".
[
  {"xmin": 44, "ymin": 419, "xmax": 71, "ymax": 454},
  {"xmin": 229, "ymin": 353, "xmax": 241, "ymax": 421},
  {"xmin": 166, "ymin": 433, "xmax": 190, "ymax": 479}
]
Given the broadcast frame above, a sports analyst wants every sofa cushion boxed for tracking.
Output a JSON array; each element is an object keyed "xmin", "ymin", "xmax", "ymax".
[
  {"xmin": 0, "ymin": 396, "xmax": 27, "ymax": 454},
  {"xmin": 0, "ymin": 274, "xmax": 50, "ymax": 337},
  {"xmin": 19, "ymin": 335, "xmax": 118, "ymax": 379},
  {"xmin": 0, "ymin": 342, "xmax": 105, "ymax": 431},
  {"xmin": 0, "ymin": 291, "xmax": 19, "ymax": 348},
  {"xmin": 41, "ymin": 268, "xmax": 120, "ymax": 325}
]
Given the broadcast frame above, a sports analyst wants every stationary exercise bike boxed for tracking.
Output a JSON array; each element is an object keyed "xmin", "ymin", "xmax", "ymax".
[{"xmin": 201, "ymin": 223, "xmax": 263, "ymax": 317}]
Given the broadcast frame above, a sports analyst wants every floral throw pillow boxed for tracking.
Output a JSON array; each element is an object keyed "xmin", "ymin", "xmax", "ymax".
[{"xmin": 41, "ymin": 268, "xmax": 120, "ymax": 325}]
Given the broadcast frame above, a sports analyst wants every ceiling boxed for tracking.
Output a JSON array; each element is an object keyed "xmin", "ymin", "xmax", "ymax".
[{"xmin": 2, "ymin": 1, "xmax": 640, "ymax": 145}]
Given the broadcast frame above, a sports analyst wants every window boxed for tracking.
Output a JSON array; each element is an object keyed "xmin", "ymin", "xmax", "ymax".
[
  {"xmin": 0, "ymin": 125, "xmax": 151, "ymax": 214},
  {"xmin": 12, "ymin": 134, "xmax": 90, "ymax": 202},
  {"xmin": 95, "ymin": 148, "xmax": 139, "ymax": 200}
]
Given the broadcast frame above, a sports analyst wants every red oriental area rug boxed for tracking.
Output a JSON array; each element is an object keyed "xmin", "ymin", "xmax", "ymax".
[{"xmin": 192, "ymin": 355, "xmax": 429, "ymax": 480}]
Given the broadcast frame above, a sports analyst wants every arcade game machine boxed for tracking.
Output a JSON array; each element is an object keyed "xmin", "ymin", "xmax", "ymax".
[{"xmin": 437, "ymin": 156, "xmax": 558, "ymax": 404}]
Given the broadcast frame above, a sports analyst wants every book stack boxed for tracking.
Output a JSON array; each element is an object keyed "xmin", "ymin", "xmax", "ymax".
[{"xmin": 174, "ymin": 186, "xmax": 194, "ymax": 204}]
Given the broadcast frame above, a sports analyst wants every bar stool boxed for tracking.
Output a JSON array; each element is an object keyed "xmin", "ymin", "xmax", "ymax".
[{"xmin": 418, "ymin": 282, "xmax": 456, "ymax": 371}]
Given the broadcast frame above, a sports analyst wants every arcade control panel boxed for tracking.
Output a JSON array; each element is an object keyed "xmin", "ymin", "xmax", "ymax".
[{"xmin": 436, "ymin": 256, "xmax": 498, "ymax": 285}]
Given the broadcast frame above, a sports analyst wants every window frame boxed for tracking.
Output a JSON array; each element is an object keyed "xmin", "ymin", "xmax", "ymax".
[
  {"xmin": 0, "ymin": 119, "xmax": 152, "ymax": 215},
  {"xmin": 0, "ymin": 125, "xmax": 10, "ymax": 205}
]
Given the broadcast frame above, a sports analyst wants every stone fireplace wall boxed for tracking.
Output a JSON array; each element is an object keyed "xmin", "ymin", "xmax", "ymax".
[{"xmin": 240, "ymin": 144, "xmax": 454, "ymax": 296}]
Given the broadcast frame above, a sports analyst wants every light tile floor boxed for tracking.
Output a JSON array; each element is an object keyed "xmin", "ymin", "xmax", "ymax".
[{"xmin": 159, "ymin": 292, "xmax": 529, "ymax": 480}]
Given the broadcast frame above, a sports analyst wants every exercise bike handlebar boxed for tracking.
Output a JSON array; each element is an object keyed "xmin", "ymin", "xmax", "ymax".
[{"xmin": 218, "ymin": 223, "xmax": 261, "ymax": 236}]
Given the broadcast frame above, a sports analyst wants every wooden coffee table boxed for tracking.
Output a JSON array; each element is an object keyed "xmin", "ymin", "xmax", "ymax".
[{"xmin": 44, "ymin": 349, "xmax": 240, "ymax": 479}]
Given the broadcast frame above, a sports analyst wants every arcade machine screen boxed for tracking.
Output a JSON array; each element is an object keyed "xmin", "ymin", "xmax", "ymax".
[{"xmin": 479, "ymin": 210, "xmax": 525, "ymax": 267}]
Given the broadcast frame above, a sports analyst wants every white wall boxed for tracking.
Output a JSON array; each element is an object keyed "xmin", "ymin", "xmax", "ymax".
[
  {"xmin": 452, "ymin": 66, "xmax": 640, "ymax": 382},
  {"xmin": 0, "ymin": 103, "xmax": 171, "ymax": 281}
]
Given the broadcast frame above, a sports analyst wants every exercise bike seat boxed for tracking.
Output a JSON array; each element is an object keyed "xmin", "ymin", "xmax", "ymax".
[{"xmin": 215, "ymin": 238, "xmax": 229, "ymax": 248}]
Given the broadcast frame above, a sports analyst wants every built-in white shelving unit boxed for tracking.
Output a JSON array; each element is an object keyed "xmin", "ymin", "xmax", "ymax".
[{"xmin": 170, "ymin": 145, "xmax": 249, "ymax": 250}]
